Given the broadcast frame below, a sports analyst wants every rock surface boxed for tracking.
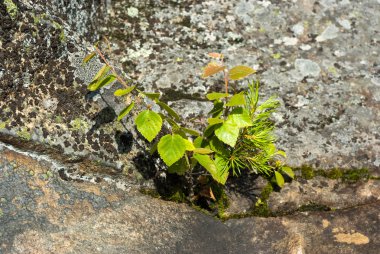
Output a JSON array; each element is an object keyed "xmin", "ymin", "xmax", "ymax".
[
  {"xmin": 1, "ymin": 0, "xmax": 380, "ymax": 253},
  {"xmin": 1, "ymin": 144, "xmax": 379, "ymax": 254},
  {"xmin": 103, "ymin": 0, "xmax": 380, "ymax": 174}
]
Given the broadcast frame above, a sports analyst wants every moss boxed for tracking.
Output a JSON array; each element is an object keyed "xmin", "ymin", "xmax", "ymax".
[
  {"xmin": 341, "ymin": 168, "xmax": 369, "ymax": 182},
  {"xmin": 17, "ymin": 128, "xmax": 32, "ymax": 141},
  {"xmin": 316, "ymin": 168, "xmax": 343, "ymax": 179},
  {"xmin": 166, "ymin": 190, "xmax": 186, "ymax": 203},
  {"xmin": 52, "ymin": 21, "xmax": 66, "ymax": 42},
  {"xmin": 297, "ymin": 203, "xmax": 331, "ymax": 212},
  {"xmin": 0, "ymin": 208, "xmax": 3, "ymax": 218},
  {"xmin": 4, "ymin": 0, "xmax": 18, "ymax": 20},
  {"xmin": 299, "ymin": 165, "xmax": 315, "ymax": 179},
  {"xmin": 139, "ymin": 188, "xmax": 160, "ymax": 198}
]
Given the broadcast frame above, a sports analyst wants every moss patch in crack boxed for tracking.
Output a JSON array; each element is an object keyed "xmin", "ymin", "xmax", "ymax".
[
  {"xmin": 297, "ymin": 203, "xmax": 331, "ymax": 212},
  {"xmin": 4, "ymin": 0, "xmax": 18, "ymax": 20},
  {"xmin": 296, "ymin": 166, "xmax": 370, "ymax": 183},
  {"xmin": 0, "ymin": 121, "xmax": 10, "ymax": 130}
]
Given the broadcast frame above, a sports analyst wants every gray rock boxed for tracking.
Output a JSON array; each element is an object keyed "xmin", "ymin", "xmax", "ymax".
[
  {"xmin": 2, "ymin": 144, "xmax": 380, "ymax": 254},
  {"xmin": 316, "ymin": 24, "xmax": 340, "ymax": 42},
  {"xmin": 294, "ymin": 59, "xmax": 321, "ymax": 78}
]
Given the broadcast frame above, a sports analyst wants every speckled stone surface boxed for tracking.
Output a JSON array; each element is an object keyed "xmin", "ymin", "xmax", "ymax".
[{"xmin": 102, "ymin": 0, "xmax": 380, "ymax": 174}]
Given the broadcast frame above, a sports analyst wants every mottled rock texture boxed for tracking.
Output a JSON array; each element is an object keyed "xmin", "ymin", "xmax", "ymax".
[
  {"xmin": 1, "ymin": 0, "xmax": 380, "ymax": 253},
  {"xmin": 1, "ymin": 145, "xmax": 379, "ymax": 254}
]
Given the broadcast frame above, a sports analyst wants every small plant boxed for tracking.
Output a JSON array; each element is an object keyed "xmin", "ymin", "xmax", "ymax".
[{"xmin": 83, "ymin": 44, "xmax": 293, "ymax": 193}]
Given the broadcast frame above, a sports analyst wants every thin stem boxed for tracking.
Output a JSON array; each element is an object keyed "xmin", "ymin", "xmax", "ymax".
[{"xmin": 94, "ymin": 46, "xmax": 129, "ymax": 88}]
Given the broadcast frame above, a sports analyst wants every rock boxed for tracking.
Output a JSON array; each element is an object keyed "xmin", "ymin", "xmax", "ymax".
[
  {"xmin": 294, "ymin": 59, "xmax": 321, "ymax": 78},
  {"xmin": 2, "ymin": 142, "xmax": 380, "ymax": 254},
  {"xmin": 268, "ymin": 176, "xmax": 380, "ymax": 214},
  {"xmin": 291, "ymin": 23, "xmax": 305, "ymax": 36},
  {"xmin": 316, "ymin": 24, "xmax": 340, "ymax": 42}
]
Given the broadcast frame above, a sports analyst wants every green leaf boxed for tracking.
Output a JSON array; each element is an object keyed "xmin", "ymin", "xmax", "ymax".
[
  {"xmin": 209, "ymin": 101, "xmax": 224, "ymax": 118},
  {"xmin": 88, "ymin": 74, "xmax": 116, "ymax": 91},
  {"xmin": 193, "ymin": 148, "xmax": 214, "ymax": 154},
  {"xmin": 229, "ymin": 65, "xmax": 255, "ymax": 80},
  {"xmin": 228, "ymin": 108, "xmax": 252, "ymax": 128},
  {"xmin": 143, "ymin": 92, "xmax": 161, "ymax": 100},
  {"xmin": 206, "ymin": 92, "xmax": 230, "ymax": 100},
  {"xmin": 158, "ymin": 134, "xmax": 187, "ymax": 166},
  {"xmin": 83, "ymin": 51, "xmax": 96, "ymax": 64},
  {"xmin": 204, "ymin": 123, "xmax": 222, "ymax": 138},
  {"xmin": 93, "ymin": 65, "xmax": 110, "ymax": 81},
  {"xmin": 274, "ymin": 171, "xmax": 285, "ymax": 188},
  {"xmin": 214, "ymin": 155, "xmax": 230, "ymax": 183},
  {"xmin": 183, "ymin": 139, "xmax": 195, "ymax": 151},
  {"xmin": 209, "ymin": 137, "xmax": 230, "ymax": 156},
  {"xmin": 168, "ymin": 157, "xmax": 188, "ymax": 175},
  {"xmin": 135, "ymin": 110, "xmax": 162, "ymax": 142},
  {"xmin": 181, "ymin": 127, "xmax": 200, "ymax": 137},
  {"xmin": 193, "ymin": 137, "xmax": 210, "ymax": 149},
  {"xmin": 157, "ymin": 101, "xmax": 180, "ymax": 121},
  {"xmin": 150, "ymin": 140, "xmax": 159, "ymax": 155},
  {"xmin": 207, "ymin": 118, "xmax": 224, "ymax": 126},
  {"xmin": 281, "ymin": 166, "xmax": 294, "ymax": 179},
  {"xmin": 226, "ymin": 93, "xmax": 246, "ymax": 107},
  {"xmin": 214, "ymin": 122, "xmax": 240, "ymax": 147},
  {"xmin": 193, "ymin": 154, "xmax": 228, "ymax": 184},
  {"xmin": 114, "ymin": 85, "xmax": 136, "ymax": 96},
  {"xmin": 117, "ymin": 102, "xmax": 135, "ymax": 121}
]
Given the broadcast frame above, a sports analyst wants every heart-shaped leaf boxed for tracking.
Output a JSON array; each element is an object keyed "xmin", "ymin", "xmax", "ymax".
[
  {"xmin": 215, "ymin": 122, "xmax": 240, "ymax": 147},
  {"xmin": 202, "ymin": 62, "xmax": 225, "ymax": 78},
  {"xmin": 274, "ymin": 171, "xmax": 285, "ymax": 188},
  {"xmin": 229, "ymin": 65, "xmax": 255, "ymax": 80},
  {"xmin": 226, "ymin": 93, "xmax": 246, "ymax": 107},
  {"xmin": 158, "ymin": 134, "xmax": 187, "ymax": 166},
  {"xmin": 135, "ymin": 110, "xmax": 162, "ymax": 142}
]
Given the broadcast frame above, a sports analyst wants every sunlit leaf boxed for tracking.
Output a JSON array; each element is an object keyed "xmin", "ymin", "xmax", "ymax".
[
  {"xmin": 206, "ymin": 92, "xmax": 230, "ymax": 100},
  {"xmin": 193, "ymin": 148, "xmax": 214, "ymax": 154},
  {"xmin": 158, "ymin": 134, "xmax": 187, "ymax": 166},
  {"xmin": 274, "ymin": 171, "xmax": 285, "ymax": 188},
  {"xmin": 207, "ymin": 118, "xmax": 224, "ymax": 126},
  {"xmin": 202, "ymin": 62, "xmax": 226, "ymax": 78},
  {"xmin": 208, "ymin": 101, "xmax": 224, "ymax": 118},
  {"xmin": 93, "ymin": 65, "xmax": 110, "ymax": 81},
  {"xmin": 184, "ymin": 139, "xmax": 195, "ymax": 151},
  {"xmin": 226, "ymin": 93, "xmax": 246, "ymax": 107},
  {"xmin": 193, "ymin": 154, "xmax": 228, "ymax": 185},
  {"xmin": 117, "ymin": 102, "xmax": 135, "ymax": 121},
  {"xmin": 215, "ymin": 122, "xmax": 240, "ymax": 147},
  {"xmin": 135, "ymin": 110, "xmax": 162, "ymax": 142},
  {"xmin": 83, "ymin": 51, "xmax": 96, "ymax": 64},
  {"xmin": 229, "ymin": 65, "xmax": 255, "ymax": 80},
  {"xmin": 88, "ymin": 74, "xmax": 116, "ymax": 91},
  {"xmin": 114, "ymin": 85, "xmax": 136, "ymax": 96}
]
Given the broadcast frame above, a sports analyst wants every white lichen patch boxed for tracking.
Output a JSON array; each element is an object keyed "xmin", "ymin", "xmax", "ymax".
[{"xmin": 127, "ymin": 7, "xmax": 139, "ymax": 18}]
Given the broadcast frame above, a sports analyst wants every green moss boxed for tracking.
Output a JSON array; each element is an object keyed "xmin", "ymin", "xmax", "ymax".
[
  {"xmin": 299, "ymin": 165, "xmax": 315, "ymax": 179},
  {"xmin": 316, "ymin": 168, "xmax": 343, "ymax": 179},
  {"xmin": 4, "ymin": 0, "xmax": 18, "ymax": 20},
  {"xmin": 139, "ymin": 188, "xmax": 160, "ymax": 198},
  {"xmin": 166, "ymin": 190, "xmax": 186, "ymax": 203},
  {"xmin": 341, "ymin": 168, "xmax": 369, "ymax": 182},
  {"xmin": 17, "ymin": 128, "xmax": 32, "ymax": 141}
]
